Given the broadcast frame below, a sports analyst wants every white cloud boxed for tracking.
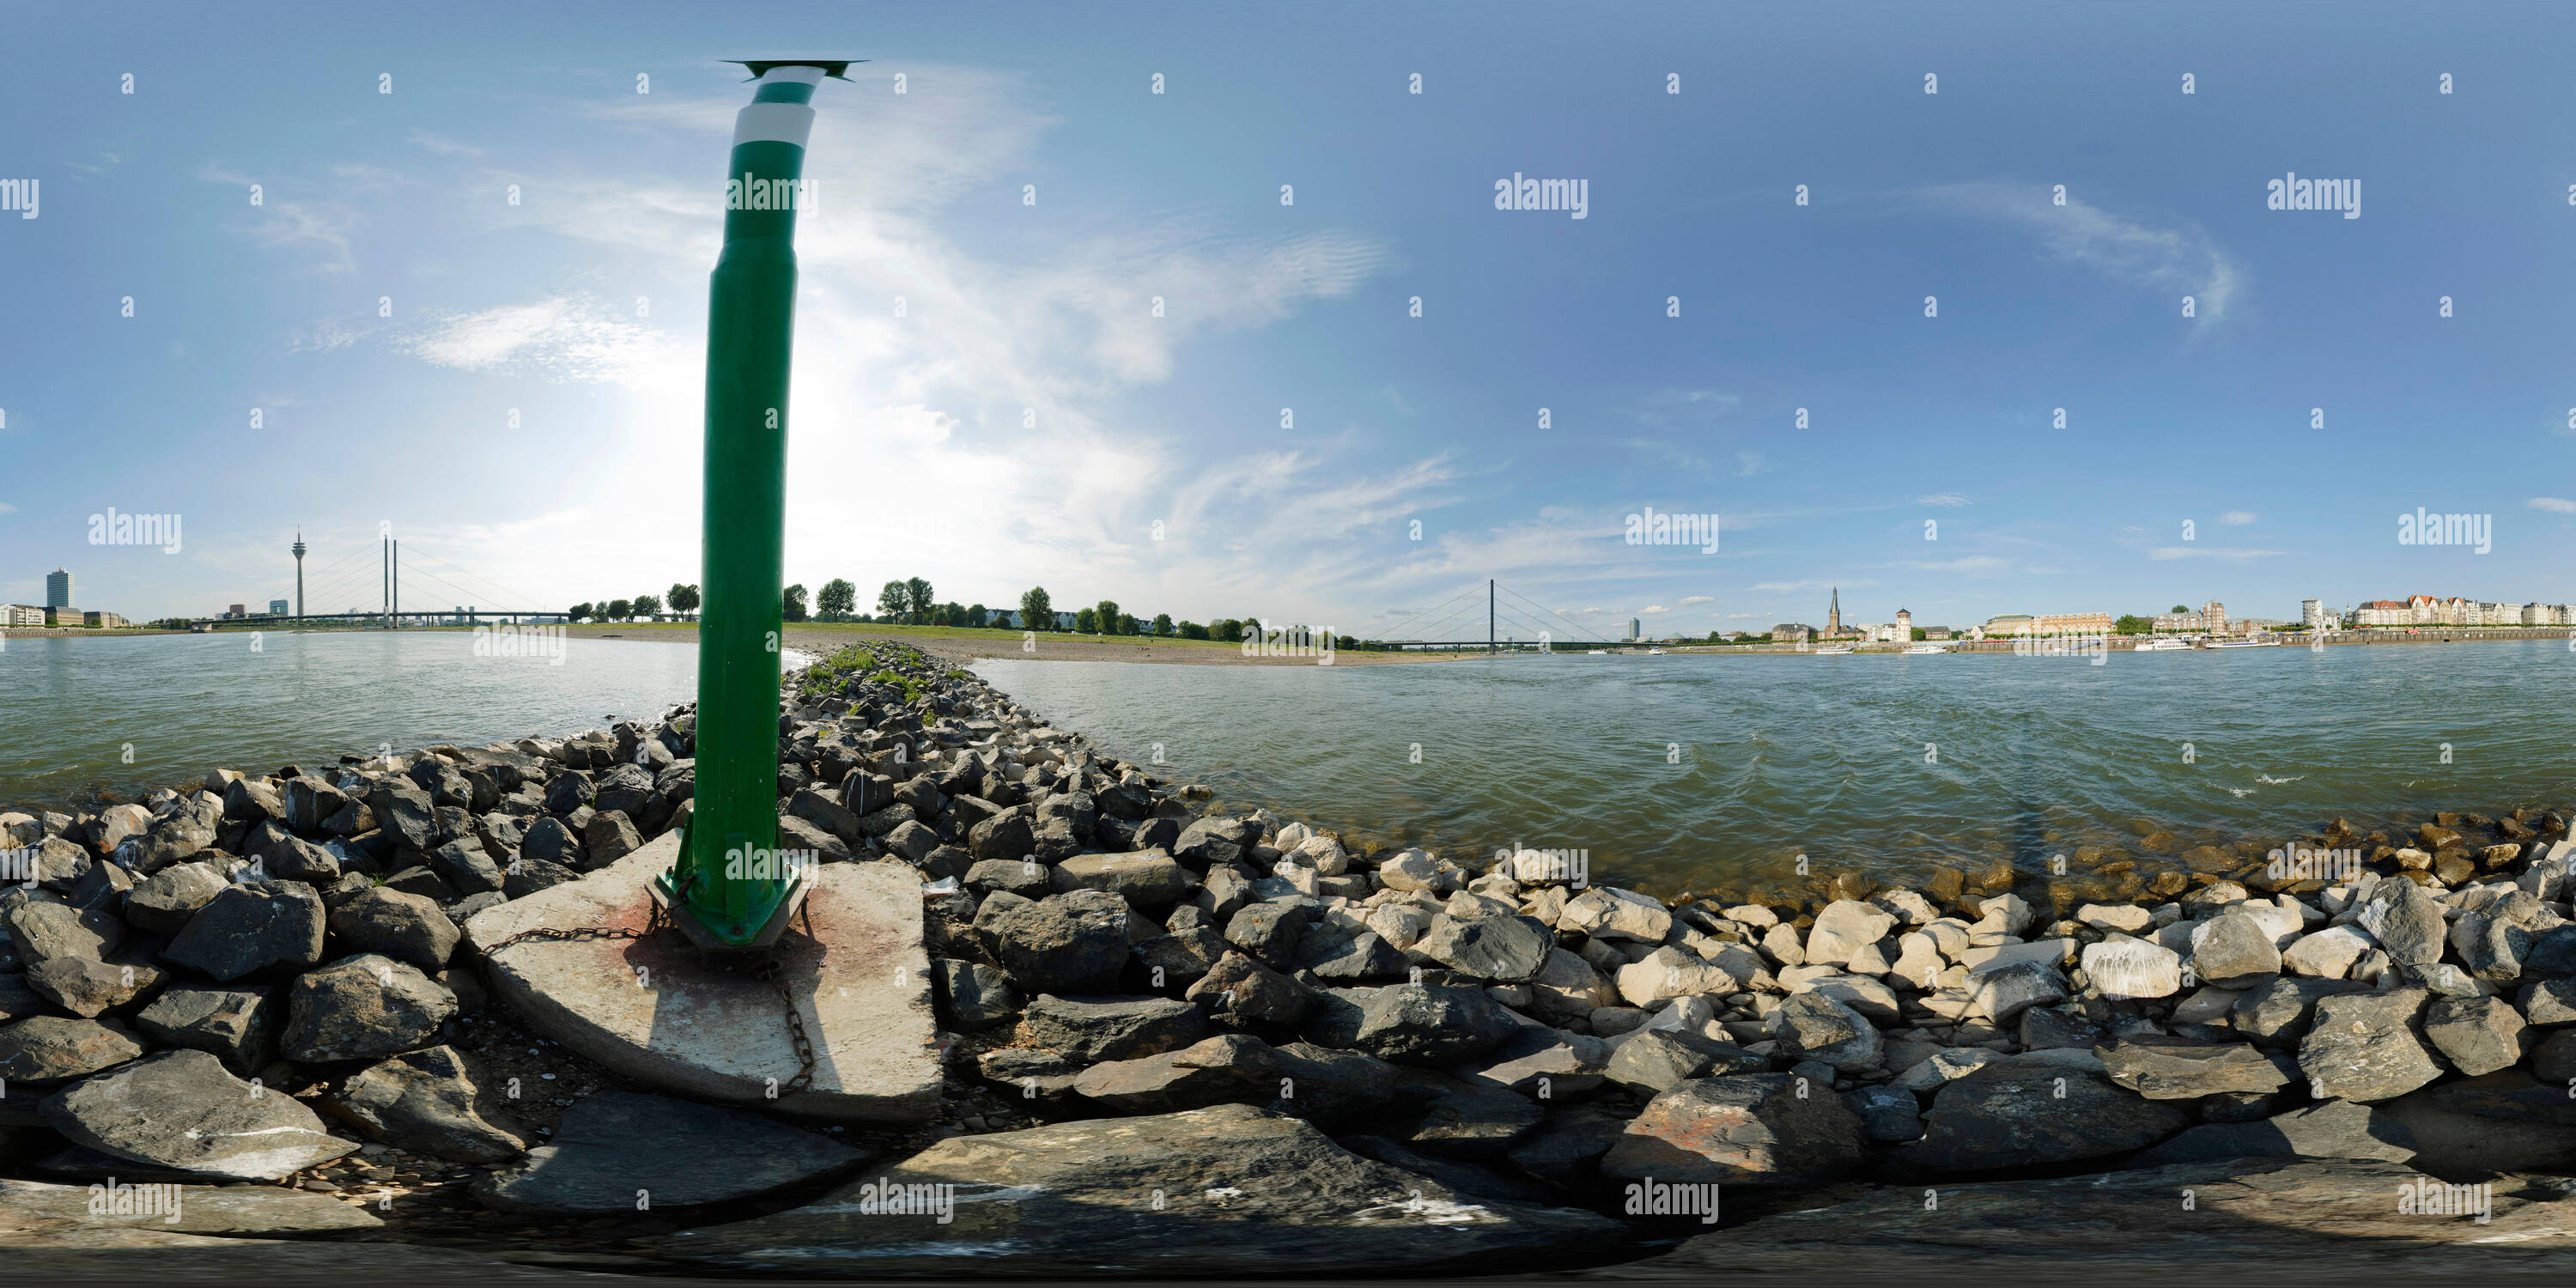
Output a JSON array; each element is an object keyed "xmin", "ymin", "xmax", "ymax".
[
  {"xmin": 1919, "ymin": 182, "xmax": 2241, "ymax": 322},
  {"xmin": 1678, "ymin": 594, "xmax": 1713, "ymax": 606},
  {"xmin": 2220, "ymin": 511, "xmax": 2257, "ymax": 525},
  {"xmin": 1639, "ymin": 605, "xmax": 1669, "ymax": 615},
  {"xmin": 1905, "ymin": 556, "xmax": 2010, "ymax": 574},
  {"xmin": 1917, "ymin": 492, "xmax": 1972, "ymax": 507},
  {"xmin": 400, "ymin": 296, "xmax": 683, "ymax": 385},
  {"xmin": 2530, "ymin": 497, "xmax": 2576, "ymax": 513},
  {"xmin": 0, "ymin": 502, "xmax": 15, "ymax": 513}
]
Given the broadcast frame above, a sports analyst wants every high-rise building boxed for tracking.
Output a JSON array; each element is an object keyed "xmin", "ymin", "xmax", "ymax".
[
  {"xmin": 270, "ymin": 599, "xmax": 289, "ymax": 616},
  {"xmin": 46, "ymin": 569, "xmax": 72, "ymax": 609},
  {"xmin": 2302, "ymin": 598, "xmax": 2324, "ymax": 629},
  {"xmin": 1630, "ymin": 617, "xmax": 1642, "ymax": 641},
  {"xmin": 2202, "ymin": 599, "xmax": 2227, "ymax": 634}
]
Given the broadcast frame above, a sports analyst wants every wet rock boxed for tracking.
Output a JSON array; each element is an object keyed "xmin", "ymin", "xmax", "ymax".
[
  {"xmin": 280, "ymin": 954, "xmax": 456, "ymax": 1063},
  {"xmin": 2099, "ymin": 1036, "xmax": 2293, "ymax": 1099},
  {"xmin": 473, "ymin": 1089, "xmax": 861, "ymax": 1212},
  {"xmin": 658, "ymin": 1103, "xmax": 1618, "ymax": 1277},
  {"xmin": 327, "ymin": 1045, "xmax": 528, "ymax": 1163},
  {"xmin": 2299, "ymin": 987, "xmax": 2444, "ymax": 1102},
  {"xmin": 324, "ymin": 888, "xmax": 459, "ymax": 975},
  {"xmin": 42, "ymin": 1049, "xmax": 357, "ymax": 1179},
  {"xmin": 0, "ymin": 1016, "xmax": 144, "ymax": 1083},
  {"xmin": 1601, "ymin": 1072, "xmax": 1870, "ymax": 1186},
  {"xmin": 132, "ymin": 984, "xmax": 276, "ymax": 1075},
  {"xmin": 1907, "ymin": 1066, "xmax": 2190, "ymax": 1170},
  {"xmin": 161, "ymin": 882, "xmax": 325, "ymax": 981}
]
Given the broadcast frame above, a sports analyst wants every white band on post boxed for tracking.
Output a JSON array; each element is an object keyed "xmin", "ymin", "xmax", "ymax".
[{"xmin": 733, "ymin": 102, "xmax": 815, "ymax": 149}]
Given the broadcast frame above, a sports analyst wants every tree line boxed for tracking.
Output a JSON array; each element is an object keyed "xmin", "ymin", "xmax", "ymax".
[{"xmin": 565, "ymin": 576, "xmax": 1356, "ymax": 647}]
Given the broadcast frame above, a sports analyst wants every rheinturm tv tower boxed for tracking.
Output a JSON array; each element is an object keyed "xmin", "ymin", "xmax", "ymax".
[{"xmin": 292, "ymin": 529, "xmax": 307, "ymax": 620}]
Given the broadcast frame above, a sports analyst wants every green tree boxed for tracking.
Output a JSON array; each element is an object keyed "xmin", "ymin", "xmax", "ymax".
[
  {"xmin": 783, "ymin": 584, "xmax": 808, "ymax": 622},
  {"xmin": 632, "ymin": 593, "xmax": 662, "ymax": 619},
  {"xmin": 1074, "ymin": 606, "xmax": 1098, "ymax": 633},
  {"xmin": 1180, "ymin": 620, "xmax": 1208, "ymax": 640},
  {"xmin": 2171, "ymin": 605, "xmax": 2189, "ymax": 614},
  {"xmin": 967, "ymin": 603, "xmax": 987, "ymax": 628},
  {"xmin": 904, "ymin": 577, "xmax": 933, "ymax": 623},
  {"xmin": 817, "ymin": 579, "xmax": 856, "ymax": 618},
  {"xmin": 1093, "ymin": 599, "xmax": 1122, "ymax": 635},
  {"xmin": 606, "ymin": 598, "xmax": 633, "ymax": 622},
  {"xmin": 2115, "ymin": 614, "xmax": 2153, "ymax": 635},
  {"xmin": 668, "ymin": 583, "xmax": 700, "ymax": 620},
  {"xmin": 1151, "ymin": 612, "xmax": 1173, "ymax": 635},
  {"xmin": 1020, "ymin": 586, "xmax": 1053, "ymax": 630},
  {"xmin": 1216, "ymin": 618, "xmax": 1244, "ymax": 642},
  {"xmin": 569, "ymin": 602, "xmax": 594, "ymax": 623},
  {"xmin": 878, "ymin": 580, "xmax": 908, "ymax": 619}
]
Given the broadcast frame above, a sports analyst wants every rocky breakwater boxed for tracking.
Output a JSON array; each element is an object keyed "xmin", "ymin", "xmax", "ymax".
[{"xmin": 9, "ymin": 637, "xmax": 2576, "ymax": 1275}]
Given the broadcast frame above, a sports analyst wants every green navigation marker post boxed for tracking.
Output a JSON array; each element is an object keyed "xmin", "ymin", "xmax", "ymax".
[{"xmin": 655, "ymin": 58, "xmax": 857, "ymax": 950}]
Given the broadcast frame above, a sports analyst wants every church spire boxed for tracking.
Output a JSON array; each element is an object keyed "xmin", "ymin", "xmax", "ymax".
[{"xmin": 1827, "ymin": 586, "xmax": 1840, "ymax": 635}]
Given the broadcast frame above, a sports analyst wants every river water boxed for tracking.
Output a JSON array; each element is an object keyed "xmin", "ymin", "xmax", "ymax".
[
  {"xmin": 0, "ymin": 630, "xmax": 700, "ymax": 809},
  {"xmin": 10, "ymin": 631, "xmax": 2565, "ymax": 900},
  {"xmin": 975, "ymin": 640, "xmax": 2576, "ymax": 898}
]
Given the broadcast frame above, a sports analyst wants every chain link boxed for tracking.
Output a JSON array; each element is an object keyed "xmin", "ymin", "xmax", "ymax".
[{"xmin": 480, "ymin": 902, "xmax": 817, "ymax": 1097}]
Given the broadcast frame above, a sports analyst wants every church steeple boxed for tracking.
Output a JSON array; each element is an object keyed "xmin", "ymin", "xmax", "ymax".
[{"xmin": 1826, "ymin": 586, "xmax": 1840, "ymax": 635}]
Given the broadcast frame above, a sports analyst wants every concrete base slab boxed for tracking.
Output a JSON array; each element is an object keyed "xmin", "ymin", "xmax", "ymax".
[{"xmin": 463, "ymin": 832, "xmax": 940, "ymax": 1124}]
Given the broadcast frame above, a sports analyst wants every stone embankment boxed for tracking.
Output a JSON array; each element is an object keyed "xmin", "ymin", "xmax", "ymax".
[{"xmin": 5, "ymin": 638, "xmax": 2576, "ymax": 1275}]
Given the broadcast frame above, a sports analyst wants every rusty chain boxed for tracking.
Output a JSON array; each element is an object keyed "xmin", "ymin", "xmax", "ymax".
[{"xmin": 480, "ymin": 902, "xmax": 817, "ymax": 1097}]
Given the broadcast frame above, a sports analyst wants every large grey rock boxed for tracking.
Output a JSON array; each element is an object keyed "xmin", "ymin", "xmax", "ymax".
[
  {"xmin": 1768, "ymin": 990, "xmax": 1882, "ymax": 1071},
  {"xmin": 1844, "ymin": 1084, "xmax": 1924, "ymax": 1142},
  {"xmin": 1384, "ymin": 1069, "xmax": 1546, "ymax": 1159},
  {"xmin": 2098, "ymin": 1036, "xmax": 2293, "ymax": 1099},
  {"xmin": 2080, "ymin": 936, "xmax": 2182, "ymax": 999},
  {"xmin": 473, "ymin": 1089, "xmax": 861, "ymax": 1212},
  {"xmin": 0, "ymin": 1016, "xmax": 144, "ymax": 1083},
  {"xmin": 123, "ymin": 862, "xmax": 228, "ymax": 937},
  {"xmin": 2123, "ymin": 1099, "xmax": 2417, "ymax": 1168},
  {"xmin": 280, "ymin": 953, "xmax": 456, "ymax": 1063},
  {"xmin": 1072, "ymin": 1033, "xmax": 1391, "ymax": 1118},
  {"xmin": 1020, "ymin": 993, "xmax": 1207, "ymax": 1063},
  {"xmin": 1965, "ymin": 959, "xmax": 2067, "ymax": 1021},
  {"xmin": 932, "ymin": 959, "xmax": 1019, "ymax": 1030},
  {"xmin": 329, "ymin": 1044, "xmax": 529, "ymax": 1163},
  {"xmin": 2379, "ymin": 1072, "xmax": 2576, "ymax": 1175},
  {"xmin": 2421, "ymin": 993, "xmax": 2529, "ymax": 1076},
  {"xmin": 427, "ymin": 839, "xmax": 503, "ymax": 896},
  {"xmin": 2190, "ymin": 913, "xmax": 2283, "ymax": 988},
  {"xmin": 1601, "ymin": 1072, "xmax": 1870, "ymax": 1186},
  {"xmin": 1802, "ymin": 899, "xmax": 1896, "ymax": 967},
  {"xmin": 3, "ymin": 901, "xmax": 120, "ymax": 968},
  {"xmin": 324, "ymin": 887, "xmax": 459, "ymax": 975},
  {"xmin": 160, "ymin": 882, "xmax": 325, "ymax": 981},
  {"xmin": 2361, "ymin": 883, "xmax": 2448, "ymax": 967},
  {"xmin": 131, "ymin": 985, "xmax": 276, "ymax": 1075},
  {"xmin": 1223, "ymin": 901, "xmax": 1312, "ymax": 969},
  {"xmin": 1300, "ymin": 984, "xmax": 1517, "ymax": 1066},
  {"xmin": 0, "ymin": 1176, "xmax": 379, "ymax": 1238},
  {"xmin": 1049, "ymin": 849, "xmax": 1192, "ymax": 905},
  {"xmin": 41, "ymin": 1049, "xmax": 357, "ymax": 1179},
  {"xmin": 659, "ymin": 1103, "xmax": 1619, "ymax": 1276},
  {"xmin": 1414, "ymin": 913, "xmax": 1552, "ymax": 982},
  {"xmin": 26, "ymin": 949, "xmax": 165, "ymax": 1018},
  {"xmin": 465, "ymin": 835, "xmax": 939, "ymax": 1124},
  {"xmin": 1558, "ymin": 887, "xmax": 1674, "ymax": 944},
  {"xmin": 1603, "ymin": 1028, "xmax": 1765, "ymax": 1095},
  {"xmin": 987, "ymin": 889, "xmax": 1133, "ymax": 993},
  {"xmin": 2300, "ymin": 987, "xmax": 2445, "ymax": 1102},
  {"xmin": 1907, "ymin": 1066, "xmax": 2190, "ymax": 1170},
  {"xmin": 1456, "ymin": 1024, "xmax": 1613, "ymax": 1097},
  {"xmin": 2233, "ymin": 975, "xmax": 2372, "ymax": 1048}
]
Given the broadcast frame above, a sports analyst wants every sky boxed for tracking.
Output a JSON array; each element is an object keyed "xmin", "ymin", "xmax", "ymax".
[{"xmin": 2, "ymin": 0, "xmax": 2573, "ymax": 639}]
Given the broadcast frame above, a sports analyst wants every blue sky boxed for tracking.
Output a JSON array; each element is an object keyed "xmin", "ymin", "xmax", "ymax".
[{"xmin": 3, "ymin": 0, "xmax": 2573, "ymax": 636}]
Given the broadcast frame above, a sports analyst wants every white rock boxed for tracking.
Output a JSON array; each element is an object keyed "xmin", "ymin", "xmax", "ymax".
[
  {"xmin": 2237, "ymin": 900, "xmax": 2304, "ymax": 946},
  {"xmin": 2076, "ymin": 903, "xmax": 2154, "ymax": 934},
  {"xmin": 2170, "ymin": 985, "xmax": 2246, "ymax": 1024},
  {"xmin": 1293, "ymin": 834, "xmax": 1349, "ymax": 877},
  {"xmin": 1519, "ymin": 886, "xmax": 1571, "ymax": 927},
  {"xmin": 1971, "ymin": 892, "xmax": 2034, "ymax": 937},
  {"xmin": 1364, "ymin": 903, "xmax": 1434, "ymax": 951},
  {"xmin": 1871, "ymin": 890, "xmax": 1939, "ymax": 926},
  {"xmin": 1844, "ymin": 939, "xmax": 1896, "ymax": 977},
  {"xmin": 1376, "ymin": 850, "xmax": 1443, "ymax": 893},
  {"xmin": 2080, "ymin": 935, "xmax": 2183, "ymax": 999},
  {"xmin": 1967, "ymin": 961, "xmax": 2068, "ymax": 1021},
  {"xmin": 1892, "ymin": 933, "xmax": 1947, "ymax": 990},
  {"xmin": 1274, "ymin": 822, "xmax": 1312, "ymax": 849},
  {"xmin": 1921, "ymin": 919, "xmax": 1972, "ymax": 962},
  {"xmin": 1959, "ymin": 938, "xmax": 2074, "ymax": 975},
  {"xmin": 2280, "ymin": 924, "xmax": 2373, "ymax": 979},
  {"xmin": 1561, "ymin": 887, "xmax": 1673, "ymax": 944},
  {"xmin": 1721, "ymin": 904, "xmax": 1779, "ymax": 928},
  {"xmin": 1614, "ymin": 946, "xmax": 1739, "ymax": 1007},
  {"xmin": 1760, "ymin": 922, "xmax": 1807, "ymax": 969},
  {"xmin": 1805, "ymin": 900, "xmax": 1899, "ymax": 967}
]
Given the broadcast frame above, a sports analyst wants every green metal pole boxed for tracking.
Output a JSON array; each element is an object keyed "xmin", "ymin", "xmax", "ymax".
[{"xmin": 661, "ymin": 59, "xmax": 850, "ymax": 948}]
